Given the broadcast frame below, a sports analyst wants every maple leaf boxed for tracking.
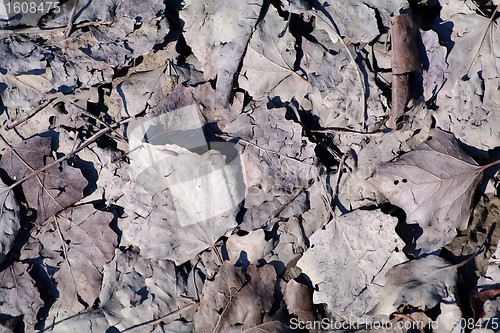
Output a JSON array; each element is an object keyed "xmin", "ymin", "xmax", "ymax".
[{"xmin": 368, "ymin": 128, "xmax": 499, "ymax": 254}]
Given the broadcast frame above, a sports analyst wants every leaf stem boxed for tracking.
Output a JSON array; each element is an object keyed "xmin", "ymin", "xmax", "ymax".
[{"xmin": 480, "ymin": 159, "xmax": 500, "ymax": 171}]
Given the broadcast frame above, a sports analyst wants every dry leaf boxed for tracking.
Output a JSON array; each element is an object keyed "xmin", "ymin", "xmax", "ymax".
[
  {"xmin": 0, "ymin": 179, "xmax": 20, "ymax": 265},
  {"xmin": 193, "ymin": 262, "xmax": 289, "ymax": 333},
  {"xmin": 42, "ymin": 309, "xmax": 110, "ymax": 333},
  {"xmin": 238, "ymin": 5, "xmax": 310, "ymax": 103},
  {"xmin": 434, "ymin": 9, "xmax": 500, "ymax": 150},
  {"xmin": 369, "ymin": 255, "xmax": 458, "ymax": 316},
  {"xmin": 0, "ymin": 136, "xmax": 88, "ymax": 225},
  {"xmin": 297, "ymin": 209, "xmax": 407, "ymax": 317},
  {"xmin": 420, "ymin": 29, "xmax": 448, "ymax": 101},
  {"xmin": 224, "ymin": 104, "xmax": 319, "ymax": 230},
  {"xmin": 181, "ymin": 0, "xmax": 263, "ymax": 106},
  {"xmin": 312, "ymin": 1, "xmax": 380, "ymax": 44},
  {"xmin": 284, "ymin": 280, "xmax": 316, "ymax": 323},
  {"xmin": 368, "ymin": 128, "xmax": 495, "ymax": 254},
  {"xmin": 226, "ymin": 229, "xmax": 274, "ymax": 266},
  {"xmin": 25, "ymin": 204, "xmax": 117, "ymax": 317},
  {"xmin": 122, "ymin": 106, "xmax": 244, "ymax": 264},
  {"xmin": 0, "ymin": 262, "xmax": 43, "ymax": 329},
  {"xmin": 100, "ymin": 249, "xmax": 194, "ymax": 333}
]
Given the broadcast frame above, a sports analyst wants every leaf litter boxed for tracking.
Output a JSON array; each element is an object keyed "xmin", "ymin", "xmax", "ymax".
[{"xmin": 0, "ymin": 0, "xmax": 498, "ymax": 332}]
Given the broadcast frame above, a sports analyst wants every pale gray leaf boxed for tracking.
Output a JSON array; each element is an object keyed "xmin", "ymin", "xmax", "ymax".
[
  {"xmin": 368, "ymin": 128, "xmax": 487, "ymax": 254},
  {"xmin": 0, "ymin": 180, "xmax": 19, "ymax": 265}
]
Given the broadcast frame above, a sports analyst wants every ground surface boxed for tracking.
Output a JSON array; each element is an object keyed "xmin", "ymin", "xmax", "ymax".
[{"xmin": 0, "ymin": 0, "xmax": 499, "ymax": 332}]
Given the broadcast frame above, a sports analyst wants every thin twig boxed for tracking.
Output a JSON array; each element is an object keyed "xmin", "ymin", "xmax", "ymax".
[
  {"xmin": 216, "ymin": 133, "xmax": 314, "ymax": 165},
  {"xmin": 310, "ymin": 128, "xmax": 384, "ymax": 135},
  {"xmin": 65, "ymin": 0, "xmax": 80, "ymax": 37},
  {"xmin": 6, "ymin": 97, "xmax": 57, "ymax": 130},
  {"xmin": 68, "ymin": 100, "xmax": 128, "ymax": 142},
  {"xmin": 1, "ymin": 118, "xmax": 131, "ymax": 191},
  {"xmin": 119, "ymin": 302, "xmax": 198, "ymax": 333},
  {"xmin": 0, "ymin": 21, "xmax": 113, "ymax": 37}
]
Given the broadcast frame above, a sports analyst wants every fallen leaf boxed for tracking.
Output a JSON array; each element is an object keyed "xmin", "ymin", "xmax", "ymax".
[
  {"xmin": 284, "ymin": 280, "xmax": 316, "ymax": 323},
  {"xmin": 223, "ymin": 104, "xmax": 319, "ymax": 230},
  {"xmin": 300, "ymin": 32, "xmax": 387, "ymax": 131},
  {"xmin": 0, "ymin": 36, "xmax": 46, "ymax": 75},
  {"xmin": 420, "ymin": 29, "xmax": 448, "ymax": 102},
  {"xmin": 0, "ymin": 136, "xmax": 88, "ymax": 225},
  {"xmin": 297, "ymin": 209, "xmax": 406, "ymax": 318},
  {"xmin": 369, "ymin": 255, "xmax": 458, "ymax": 316},
  {"xmin": 100, "ymin": 249, "xmax": 194, "ymax": 333},
  {"xmin": 226, "ymin": 229, "xmax": 274, "ymax": 267},
  {"xmin": 0, "ymin": 262, "xmax": 43, "ymax": 330},
  {"xmin": 0, "ymin": 179, "xmax": 20, "ymax": 265},
  {"xmin": 42, "ymin": 309, "xmax": 110, "ymax": 333},
  {"xmin": 368, "ymin": 128, "xmax": 497, "ymax": 254},
  {"xmin": 193, "ymin": 262, "xmax": 289, "ymax": 333},
  {"xmin": 238, "ymin": 5, "xmax": 310, "ymax": 103},
  {"xmin": 312, "ymin": 1, "xmax": 380, "ymax": 43},
  {"xmin": 435, "ymin": 294, "xmax": 463, "ymax": 333},
  {"xmin": 434, "ymin": 9, "xmax": 500, "ymax": 150},
  {"xmin": 472, "ymin": 240, "xmax": 500, "ymax": 321},
  {"xmin": 160, "ymin": 83, "xmax": 243, "ymax": 131},
  {"xmin": 122, "ymin": 107, "xmax": 245, "ymax": 264},
  {"xmin": 181, "ymin": 0, "xmax": 263, "ymax": 106},
  {"xmin": 25, "ymin": 204, "xmax": 117, "ymax": 316}
]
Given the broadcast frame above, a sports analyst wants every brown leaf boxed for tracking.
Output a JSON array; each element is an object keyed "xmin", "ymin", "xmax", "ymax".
[
  {"xmin": 0, "ymin": 262, "xmax": 43, "ymax": 329},
  {"xmin": 471, "ymin": 288, "xmax": 500, "ymax": 320},
  {"xmin": 0, "ymin": 136, "xmax": 88, "ymax": 225},
  {"xmin": 368, "ymin": 128, "xmax": 494, "ymax": 254},
  {"xmin": 391, "ymin": 15, "xmax": 420, "ymax": 75},
  {"xmin": 30, "ymin": 205, "xmax": 117, "ymax": 315},
  {"xmin": 389, "ymin": 14, "xmax": 420, "ymax": 128},
  {"xmin": 193, "ymin": 262, "xmax": 287, "ymax": 333},
  {"xmin": 284, "ymin": 280, "xmax": 316, "ymax": 323}
]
